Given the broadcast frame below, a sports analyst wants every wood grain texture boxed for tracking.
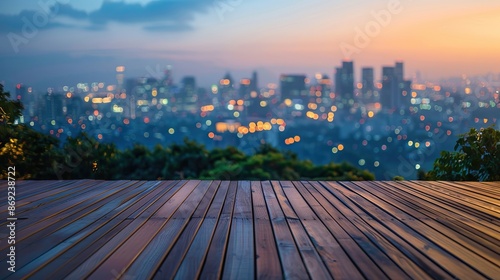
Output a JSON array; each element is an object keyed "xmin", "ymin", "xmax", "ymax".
[{"xmin": 0, "ymin": 179, "xmax": 498, "ymax": 280}]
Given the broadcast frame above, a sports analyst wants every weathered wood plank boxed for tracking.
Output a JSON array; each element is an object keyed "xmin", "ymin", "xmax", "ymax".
[
  {"xmin": 30, "ymin": 181, "xmax": 175, "ymax": 279},
  {"xmin": 251, "ymin": 181, "xmax": 282, "ymax": 279},
  {"xmin": 376, "ymin": 181, "xmax": 500, "ymax": 250},
  {"xmin": 356, "ymin": 181, "xmax": 500, "ymax": 268},
  {"xmin": 398, "ymin": 181, "xmax": 500, "ymax": 234},
  {"xmin": 287, "ymin": 181, "xmax": 374, "ymax": 279},
  {"xmin": 274, "ymin": 181, "xmax": 332, "ymax": 279},
  {"xmin": 328, "ymin": 181, "xmax": 493, "ymax": 279},
  {"xmin": 297, "ymin": 181, "xmax": 407, "ymax": 279},
  {"xmin": 85, "ymin": 180, "xmax": 201, "ymax": 279},
  {"xmin": 1, "ymin": 179, "xmax": 497, "ymax": 280},
  {"xmin": 439, "ymin": 181, "xmax": 500, "ymax": 202},
  {"xmin": 198, "ymin": 181, "xmax": 238, "ymax": 279},
  {"xmin": 263, "ymin": 181, "xmax": 308, "ymax": 279},
  {"xmin": 151, "ymin": 180, "xmax": 220, "ymax": 279},
  {"xmin": 222, "ymin": 181, "xmax": 254, "ymax": 280},
  {"xmin": 414, "ymin": 181, "xmax": 500, "ymax": 221},
  {"xmin": 429, "ymin": 181, "xmax": 500, "ymax": 213},
  {"xmin": 124, "ymin": 180, "xmax": 214, "ymax": 279},
  {"xmin": 62, "ymin": 180, "xmax": 189, "ymax": 279},
  {"xmin": 170, "ymin": 181, "xmax": 230, "ymax": 280},
  {"xmin": 0, "ymin": 180, "xmax": 144, "ymax": 267}
]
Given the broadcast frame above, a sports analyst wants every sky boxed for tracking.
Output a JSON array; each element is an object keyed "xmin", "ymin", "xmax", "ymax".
[{"xmin": 0, "ymin": 0, "xmax": 499, "ymax": 90}]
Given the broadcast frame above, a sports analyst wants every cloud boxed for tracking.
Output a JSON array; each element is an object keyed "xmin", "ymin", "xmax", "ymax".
[
  {"xmin": 143, "ymin": 23, "xmax": 194, "ymax": 32},
  {"xmin": 0, "ymin": 0, "xmax": 211, "ymax": 34},
  {"xmin": 0, "ymin": 8, "xmax": 78, "ymax": 33}
]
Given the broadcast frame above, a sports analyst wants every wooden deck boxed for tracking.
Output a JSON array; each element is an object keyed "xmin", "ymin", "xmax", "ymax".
[{"xmin": 0, "ymin": 180, "xmax": 499, "ymax": 279}]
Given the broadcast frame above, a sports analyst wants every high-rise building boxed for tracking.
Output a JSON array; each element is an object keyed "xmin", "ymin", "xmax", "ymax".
[
  {"xmin": 361, "ymin": 67, "xmax": 374, "ymax": 94},
  {"xmin": 239, "ymin": 78, "xmax": 252, "ymax": 99},
  {"xmin": 381, "ymin": 62, "xmax": 412, "ymax": 110},
  {"xmin": 116, "ymin": 66, "xmax": 125, "ymax": 93},
  {"xmin": 335, "ymin": 61, "xmax": 354, "ymax": 102},
  {"xmin": 250, "ymin": 71, "xmax": 258, "ymax": 92},
  {"xmin": 163, "ymin": 65, "xmax": 173, "ymax": 87},
  {"xmin": 314, "ymin": 73, "xmax": 332, "ymax": 97},
  {"xmin": 280, "ymin": 74, "xmax": 307, "ymax": 103},
  {"xmin": 217, "ymin": 72, "xmax": 236, "ymax": 104},
  {"xmin": 41, "ymin": 91, "xmax": 64, "ymax": 123},
  {"xmin": 381, "ymin": 66, "xmax": 396, "ymax": 110},
  {"xmin": 395, "ymin": 62, "xmax": 403, "ymax": 82},
  {"xmin": 394, "ymin": 61, "xmax": 409, "ymax": 95},
  {"xmin": 180, "ymin": 76, "xmax": 197, "ymax": 112}
]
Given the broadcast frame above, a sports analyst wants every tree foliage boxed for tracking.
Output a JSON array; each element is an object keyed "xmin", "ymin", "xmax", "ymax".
[
  {"xmin": 1, "ymin": 85, "xmax": 62, "ymax": 179},
  {"xmin": 428, "ymin": 126, "xmax": 500, "ymax": 181}
]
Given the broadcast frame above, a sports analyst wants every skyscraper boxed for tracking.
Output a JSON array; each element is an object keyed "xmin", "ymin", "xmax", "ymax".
[
  {"xmin": 381, "ymin": 66, "xmax": 396, "ymax": 110},
  {"xmin": 381, "ymin": 62, "xmax": 412, "ymax": 110},
  {"xmin": 250, "ymin": 71, "xmax": 258, "ymax": 92},
  {"xmin": 280, "ymin": 74, "xmax": 307, "ymax": 103},
  {"xmin": 180, "ymin": 76, "xmax": 197, "ymax": 112},
  {"xmin": 239, "ymin": 78, "xmax": 252, "ymax": 99},
  {"xmin": 163, "ymin": 65, "xmax": 173, "ymax": 87},
  {"xmin": 116, "ymin": 66, "xmax": 125, "ymax": 93},
  {"xmin": 335, "ymin": 61, "xmax": 354, "ymax": 102},
  {"xmin": 395, "ymin": 62, "xmax": 403, "ymax": 82},
  {"xmin": 361, "ymin": 67, "xmax": 374, "ymax": 100}
]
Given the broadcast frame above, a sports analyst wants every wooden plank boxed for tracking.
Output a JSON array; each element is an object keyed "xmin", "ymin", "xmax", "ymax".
[
  {"xmin": 151, "ymin": 181, "xmax": 220, "ymax": 279},
  {"xmin": 271, "ymin": 180, "xmax": 298, "ymax": 219},
  {"xmin": 251, "ymin": 181, "xmax": 282, "ymax": 279},
  {"xmin": 414, "ymin": 181, "xmax": 500, "ymax": 221},
  {"xmin": 286, "ymin": 181, "xmax": 373, "ymax": 279},
  {"xmin": 398, "ymin": 181, "xmax": 500, "ymax": 235},
  {"xmin": 0, "ymin": 180, "xmax": 99, "ymax": 227},
  {"xmin": 2, "ymin": 180, "xmax": 133, "ymax": 234},
  {"xmin": 62, "ymin": 180, "xmax": 189, "ymax": 279},
  {"xmin": 2, "ymin": 179, "xmax": 498, "ymax": 279},
  {"xmin": 198, "ymin": 181, "xmax": 238, "ymax": 279},
  {"xmin": 326, "ymin": 181, "xmax": 491, "ymax": 279},
  {"xmin": 232, "ymin": 181, "xmax": 253, "ymax": 219},
  {"xmin": 192, "ymin": 180, "xmax": 220, "ymax": 218},
  {"xmin": 170, "ymin": 181, "xmax": 230, "ymax": 279},
  {"xmin": 151, "ymin": 180, "xmax": 201, "ymax": 219},
  {"xmin": 355, "ymin": 181, "xmax": 500, "ymax": 268},
  {"xmin": 222, "ymin": 218, "xmax": 254, "ymax": 280},
  {"xmin": 279, "ymin": 181, "xmax": 316, "ymax": 220},
  {"xmin": 126, "ymin": 181, "xmax": 217, "ymax": 279},
  {"xmin": 85, "ymin": 180, "xmax": 201, "ymax": 279},
  {"xmin": 262, "ymin": 181, "xmax": 308, "ymax": 279},
  {"xmin": 0, "ymin": 180, "xmax": 144, "ymax": 266},
  {"xmin": 273, "ymin": 181, "xmax": 332, "ymax": 279},
  {"xmin": 432, "ymin": 181, "xmax": 500, "ymax": 212},
  {"xmin": 124, "ymin": 181, "xmax": 215, "ymax": 279},
  {"xmin": 297, "ymin": 181, "xmax": 409, "ymax": 279},
  {"xmin": 222, "ymin": 181, "xmax": 254, "ymax": 280},
  {"xmin": 0, "ymin": 180, "xmax": 72, "ymax": 203},
  {"xmin": 439, "ymin": 181, "xmax": 500, "ymax": 202},
  {"xmin": 377, "ymin": 181, "xmax": 500, "ymax": 249},
  {"xmin": 315, "ymin": 181, "xmax": 459, "ymax": 279},
  {"xmin": 24, "ymin": 181, "xmax": 176, "ymax": 279},
  {"xmin": 0, "ymin": 180, "xmax": 126, "ymax": 231}
]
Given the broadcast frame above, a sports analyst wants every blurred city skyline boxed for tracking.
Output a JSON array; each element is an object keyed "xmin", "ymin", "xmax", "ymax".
[{"xmin": 1, "ymin": 0, "xmax": 499, "ymax": 90}]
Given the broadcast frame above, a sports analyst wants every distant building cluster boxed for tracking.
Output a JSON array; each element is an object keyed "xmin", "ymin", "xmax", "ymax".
[{"xmin": 11, "ymin": 60, "xmax": 500, "ymax": 179}]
